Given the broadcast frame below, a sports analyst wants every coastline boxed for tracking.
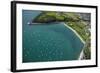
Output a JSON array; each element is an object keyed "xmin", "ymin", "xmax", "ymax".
[
  {"xmin": 78, "ymin": 50, "xmax": 84, "ymax": 60},
  {"xmin": 63, "ymin": 23, "xmax": 85, "ymax": 44},
  {"xmin": 63, "ymin": 23, "xmax": 85, "ymax": 60}
]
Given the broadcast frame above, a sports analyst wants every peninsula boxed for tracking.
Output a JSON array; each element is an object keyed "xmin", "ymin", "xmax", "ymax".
[{"xmin": 32, "ymin": 11, "xmax": 91, "ymax": 59}]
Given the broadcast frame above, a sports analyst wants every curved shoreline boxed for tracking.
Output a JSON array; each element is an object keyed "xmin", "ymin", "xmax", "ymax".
[
  {"xmin": 63, "ymin": 23, "xmax": 85, "ymax": 44},
  {"xmin": 63, "ymin": 23, "xmax": 85, "ymax": 59}
]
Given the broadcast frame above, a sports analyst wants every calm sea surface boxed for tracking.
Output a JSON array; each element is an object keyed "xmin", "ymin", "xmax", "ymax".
[{"xmin": 22, "ymin": 10, "xmax": 84, "ymax": 63}]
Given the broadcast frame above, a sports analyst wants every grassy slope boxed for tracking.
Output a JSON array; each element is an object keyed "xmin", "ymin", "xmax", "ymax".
[{"xmin": 32, "ymin": 11, "xmax": 91, "ymax": 59}]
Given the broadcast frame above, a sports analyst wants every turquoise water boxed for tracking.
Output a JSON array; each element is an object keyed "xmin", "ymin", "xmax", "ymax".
[{"xmin": 22, "ymin": 10, "xmax": 84, "ymax": 63}]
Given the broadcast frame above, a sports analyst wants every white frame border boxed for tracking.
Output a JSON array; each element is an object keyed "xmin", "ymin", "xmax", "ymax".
[{"xmin": 16, "ymin": 3, "xmax": 96, "ymax": 70}]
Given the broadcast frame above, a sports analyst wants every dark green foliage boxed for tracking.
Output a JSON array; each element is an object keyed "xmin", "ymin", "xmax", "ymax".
[{"xmin": 32, "ymin": 11, "xmax": 81, "ymax": 23}]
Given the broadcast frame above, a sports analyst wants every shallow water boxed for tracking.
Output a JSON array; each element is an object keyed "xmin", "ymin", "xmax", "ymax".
[{"xmin": 22, "ymin": 10, "xmax": 84, "ymax": 63}]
